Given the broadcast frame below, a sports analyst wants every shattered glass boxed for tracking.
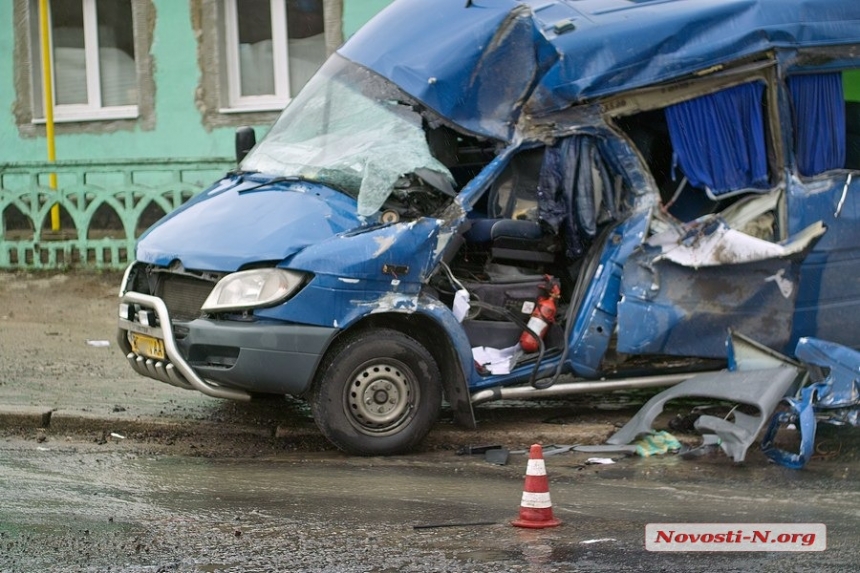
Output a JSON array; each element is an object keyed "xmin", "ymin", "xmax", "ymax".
[{"xmin": 242, "ymin": 55, "xmax": 454, "ymax": 216}]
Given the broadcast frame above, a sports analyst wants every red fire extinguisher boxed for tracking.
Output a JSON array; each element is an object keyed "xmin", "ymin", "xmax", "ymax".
[{"xmin": 519, "ymin": 276, "xmax": 561, "ymax": 353}]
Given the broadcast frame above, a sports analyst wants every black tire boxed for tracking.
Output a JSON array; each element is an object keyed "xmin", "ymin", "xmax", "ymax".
[{"xmin": 310, "ymin": 328, "xmax": 443, "ymax": 456}]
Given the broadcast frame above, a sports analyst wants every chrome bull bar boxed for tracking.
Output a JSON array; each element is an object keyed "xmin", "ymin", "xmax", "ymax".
[{"xmin": 118, "ymin": 291, "xmax": 252, "ymax": 402}]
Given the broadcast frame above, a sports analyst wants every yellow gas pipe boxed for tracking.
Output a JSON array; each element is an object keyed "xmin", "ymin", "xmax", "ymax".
[{"xmin": 38, "ymin": 0, "xmax": 60, "ymax": 231}]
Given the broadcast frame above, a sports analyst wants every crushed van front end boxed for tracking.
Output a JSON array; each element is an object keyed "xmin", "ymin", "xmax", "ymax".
[{"xmin": 117, "ymin": 263, "xmax": 337, "ymax": 401}]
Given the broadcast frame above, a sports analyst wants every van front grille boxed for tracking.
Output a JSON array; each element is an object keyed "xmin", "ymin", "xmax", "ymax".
[{"xmin": 159, "ymin": 275, "xmax": 215, "ymax": 321}]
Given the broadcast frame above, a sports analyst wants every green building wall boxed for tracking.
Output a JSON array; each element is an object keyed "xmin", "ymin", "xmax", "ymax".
[
  {"xmin": 0, "ymin": 0, "xmax": 395, "ymax": 165},
  {"xmin": 0, "ymin": 0, "xmax": 393, "ymax": 270}
]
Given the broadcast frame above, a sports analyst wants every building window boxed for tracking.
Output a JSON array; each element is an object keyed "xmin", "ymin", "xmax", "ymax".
[
  {"xmin": 222, "ymin": 0, "xmax": 326, "ymax": 111},
  {"xmin": 31, "ymin": 0, "xmax": 139, "ymax": 122}
]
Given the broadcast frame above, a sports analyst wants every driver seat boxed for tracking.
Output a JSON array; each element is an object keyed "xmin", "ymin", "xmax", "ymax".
[{"xmin": 465, "ymin": 148, "xmax": 559, "ymax": 263}]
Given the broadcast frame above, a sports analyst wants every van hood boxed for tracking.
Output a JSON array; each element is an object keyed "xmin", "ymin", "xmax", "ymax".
[{"xmin": 135, "ymin": 177, "xmax": 362, "ymax": 271}]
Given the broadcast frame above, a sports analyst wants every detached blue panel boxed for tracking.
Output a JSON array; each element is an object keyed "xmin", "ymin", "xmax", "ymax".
[
  {"xmin": 795, "ymin": 337, "xmax": 860, "ymax": 410},
  {"xmin": 762, "ymin": 337, "xmax": 860, "ymax": 468}
]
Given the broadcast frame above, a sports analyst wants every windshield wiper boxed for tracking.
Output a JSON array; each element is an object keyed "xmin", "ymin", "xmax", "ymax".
[
  {"xmin": 237, "ymin": 175, "xmax": 305, "ymax": 194},
  {"xmin": 226, "ymin": 168, "xmax": 259, "ymax": 177}
]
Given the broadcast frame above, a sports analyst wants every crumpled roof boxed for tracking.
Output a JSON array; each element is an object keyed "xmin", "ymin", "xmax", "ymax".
[{"xmin": 339, "ymin": 0, "xmax": 860, "ymax": 141}]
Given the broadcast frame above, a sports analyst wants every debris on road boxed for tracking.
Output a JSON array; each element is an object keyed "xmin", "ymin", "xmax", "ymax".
[
  {"xmin": 584, "ymin": 458, "xmax": 615, "ymax": 465},
  {"xmin": 598, "ymin": 332, "xmax": 801, "ymax": 463},
  {"xmin": 762, "ymin": 337, "xmax": 860, "ymax": 469},
  {"xmin": 456, "ymin": 444, "xmax": 504, "ymax": 455},
  {"xmin": 485, "ymin": 448, "xmax": 509, "ymax": 465}
]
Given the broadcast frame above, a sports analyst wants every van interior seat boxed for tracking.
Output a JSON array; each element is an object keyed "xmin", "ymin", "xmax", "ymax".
[
  {"xmin": 464, "ymin": 218, "xmax": 557, "ymax": 263},
  {"xmin": 464, "ymin": 147, "xmax": 559, "ymax": 264}
]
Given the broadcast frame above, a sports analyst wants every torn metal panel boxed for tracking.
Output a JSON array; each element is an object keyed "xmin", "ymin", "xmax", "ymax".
[
  {"xmin": 616, "ymin": 217, "xmax": 824, "ymax": 358},
  {"xmin": 567, "ymin": 211, "xmax": 651, "ymax": 377},
  {"xmin": 646, "ymin": 219, "xmax": 825, "ymax": 268},
  {"xmin": 618, "ymin": 253, "xmax": 803, "ymax": 358},
  {"xmin": 794, "ymin": 337, "xmax": 860, "ymax": 411},
  {"xmin": 760, "ymin": 384, "xmax": 819, "ymax": 469},
  {"xmin": 340, "ymin": 0, "xmax": 558, "ymax": 141},
  {"xmin": 761, "ymin": 337, "xmax": 859, "ymax": 468}
]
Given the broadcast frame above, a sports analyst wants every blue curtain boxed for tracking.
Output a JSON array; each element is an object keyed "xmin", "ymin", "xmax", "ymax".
[
  {"xmin": 665, "ymin": 82, "xmax": 769, "ymax": 196},
  {"xmin": 788, "ymin": 73, "xmax": 846, "ymax": 177}
]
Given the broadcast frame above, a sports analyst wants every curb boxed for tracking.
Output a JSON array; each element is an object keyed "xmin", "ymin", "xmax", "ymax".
[
  {"xmin": 0, "ymin": 405, "xmax": 53, "ymax": 429},
  {"xmin": 0, "ymin": 404, "xmax": 285, "ymax": 440}
]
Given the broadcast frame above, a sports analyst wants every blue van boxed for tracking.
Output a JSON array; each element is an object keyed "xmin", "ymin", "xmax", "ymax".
[{"xmin": 118, "ymin": 0, "xmax": 860, "ymax": 455}]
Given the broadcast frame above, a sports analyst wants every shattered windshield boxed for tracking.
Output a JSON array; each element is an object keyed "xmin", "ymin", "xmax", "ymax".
[{"xmin": 241, "ymin": 54, "xmax": 455, "ymax": 216}]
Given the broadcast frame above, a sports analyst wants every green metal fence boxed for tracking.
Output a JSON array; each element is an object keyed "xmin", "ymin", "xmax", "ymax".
[{"xmin": 0, "ymin": 158, "xmax": 234, "ymax": 270}]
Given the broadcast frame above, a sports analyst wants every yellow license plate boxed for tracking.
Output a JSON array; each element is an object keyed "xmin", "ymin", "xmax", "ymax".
[{"xmin": 130, "ymin": 333, "xmax": 166, "ymax": 360}]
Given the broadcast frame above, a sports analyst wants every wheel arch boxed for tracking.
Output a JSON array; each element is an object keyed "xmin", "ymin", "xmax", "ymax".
[{"xmin": 323, "ymin": 311, "xmax": 476, "ymax": 430}]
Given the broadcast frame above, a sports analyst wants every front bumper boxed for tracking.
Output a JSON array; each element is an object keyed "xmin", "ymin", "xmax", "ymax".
[{"xmin": 117, "ymin": 291, "xmax": 337, "ymax": 400}]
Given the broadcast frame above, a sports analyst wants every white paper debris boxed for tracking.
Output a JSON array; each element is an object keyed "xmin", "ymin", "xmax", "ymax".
[
  {"xmin": 453, "ymin": 289, "xmax": 470, "ymax": 323},
  {"xmin": 472, "ymin": 344, "xmax": 520, "ymax": 374}
]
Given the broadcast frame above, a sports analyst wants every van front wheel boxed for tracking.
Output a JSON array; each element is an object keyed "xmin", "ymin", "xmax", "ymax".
[{"xmin": 310, "ymin": 329, "xmax": 443, "ymax": 456}]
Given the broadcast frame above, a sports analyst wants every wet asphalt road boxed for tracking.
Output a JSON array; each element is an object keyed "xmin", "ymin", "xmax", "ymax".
[
  {"xmin": 2, "ymin": 274, "xmax": 860, "ymax": 571},
  {"xmin": 1, "ymin": 427, "xmax": 858, "ymax": 573}
]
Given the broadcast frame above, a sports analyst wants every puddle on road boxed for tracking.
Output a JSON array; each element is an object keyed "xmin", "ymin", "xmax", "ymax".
[{"xmin": 2, "ymin": 434, "xmax": 859, "ymax": 572}]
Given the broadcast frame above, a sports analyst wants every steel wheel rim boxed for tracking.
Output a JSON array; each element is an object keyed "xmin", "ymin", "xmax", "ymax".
[{"xmin": 345, "ymin": 359, "xmax": 418, "ymax": 435}]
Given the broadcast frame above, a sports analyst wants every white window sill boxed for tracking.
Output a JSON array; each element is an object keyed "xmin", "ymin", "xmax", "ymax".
[
  {"xmin": 219, "ymin": 99, "xmax": 292, "ymax": 114},
  {"xmin": 33, "ymin": 105, "xmax": 139, "ymax": 124}
]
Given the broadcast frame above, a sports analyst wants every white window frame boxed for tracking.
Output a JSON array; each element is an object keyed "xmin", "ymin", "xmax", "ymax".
[
  {"xmin": 222, "ymin": 0, "xmax": 292, "ymax": 112},
  {"xmin": 34, "ymin": 0, "xmax": 139, "ymax": 123}
]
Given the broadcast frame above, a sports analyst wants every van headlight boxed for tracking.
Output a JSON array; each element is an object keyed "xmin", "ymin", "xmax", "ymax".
[{"xmin": 202, "ymin": 268, "xmax": 306, "ymax": 312}]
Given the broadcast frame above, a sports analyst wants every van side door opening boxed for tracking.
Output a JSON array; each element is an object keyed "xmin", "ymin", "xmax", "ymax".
[{"xmin": 433, "ymin": 136, "xmax": 635, "ymax": 376}]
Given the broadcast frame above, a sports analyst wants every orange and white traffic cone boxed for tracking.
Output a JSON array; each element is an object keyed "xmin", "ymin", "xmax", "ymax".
[{"xmin": 511, "ymin": 444, "xmax": 562, "ymax": 528}]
